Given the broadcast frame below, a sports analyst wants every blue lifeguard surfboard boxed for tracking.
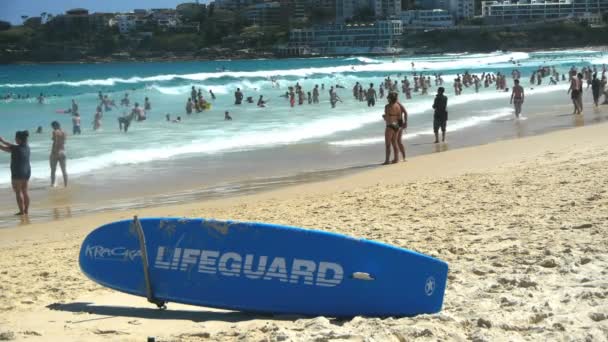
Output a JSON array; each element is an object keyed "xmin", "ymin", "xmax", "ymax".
[{"xmin": 79, "ymin": 217, "xmax": 448, "ymax": 317}]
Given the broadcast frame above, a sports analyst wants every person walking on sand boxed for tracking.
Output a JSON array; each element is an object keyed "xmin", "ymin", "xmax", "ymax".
[
  {"xmin": 0, "ymin": 131, "xmax": 31, "ymax": 215},
  {"xmin": 383, "ymin": 92, "xmax": 407, "ymax": 164},
  {"xmin": 510, "ymin": 79, "xmax": 525, "ymax": 118},
  {"xmin": 433, "ymin": 87, "xmax": 448, "ymax": 143},
  {"xmin": 50, "ymin": 121, "xmax": 68, "ymax": 187}
]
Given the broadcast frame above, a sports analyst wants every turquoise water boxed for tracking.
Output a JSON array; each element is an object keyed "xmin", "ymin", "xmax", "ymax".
[{"xmin": 0, "ymin": 49, "xmax": 606, "ymax": 206}]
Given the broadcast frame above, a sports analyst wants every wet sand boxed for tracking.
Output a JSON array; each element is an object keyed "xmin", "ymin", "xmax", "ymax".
[{"xmin": 1, "ymin": 110, "xmax": 608, "ymax": 341}]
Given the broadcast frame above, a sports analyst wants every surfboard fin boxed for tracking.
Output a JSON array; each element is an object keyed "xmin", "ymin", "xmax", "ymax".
[{"xmin": 133, "ymin": 216, "xmax": 168, "ymax": 310}]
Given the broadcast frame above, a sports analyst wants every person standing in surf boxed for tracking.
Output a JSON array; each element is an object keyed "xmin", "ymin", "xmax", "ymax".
[
  {"xmin": 234, "ymin": 88, "xmax": 244, "ymax": 105},
  {"xmin": 568, "ymin": 74, "xmax": 583, "ymax": 114},
  {"xmin": 329, "ymin": 86, "xmax": 342, "ymax": 108},
  {"xmin": 510, "ymin": 79, "xmax": 524, "ymax": 118},
  {"xmin": 0, "ymin": 131, "xmax": 31, "ymax": 215},
  {"xmin": 313, "ymin": 85, "xmax": 320, "ymax": 103},
  {"xmin": 591, "ymin": 73, "xmax": 601, "ymax": 107},
  {"xmin": 432, "ymin": 87, "xmax": 448, "ymax": 143},
  {"xmin": 50, "ymin": 121, "xmax": 68, "ymax": 187},
  {"xmin": 383, "ymin": 92, "xmax": 407, "ymax": 164},
  {"xmin": 367, "ymin": 83, "xmax": 377, "ymax": 107},
  {"xmin": 93, "ymin": 105, "xmax": 103, "ymax": 131},
  {"xmin": 72, "ymin": 112, "xmax": 81, "ymax": 135}
]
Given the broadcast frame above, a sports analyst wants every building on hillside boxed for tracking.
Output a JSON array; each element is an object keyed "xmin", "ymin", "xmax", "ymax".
[
  {"xmin": 288, "ymin": 19, "xmax": 402, "ymax": 54},
  {"xmin": 310, "ymin": 0, "xmax": 338, "ymax": 12},
  {"xmin": 371, "ymin": 0, "xmax": 403, "ymax": 18},
  {"xmin": 416, "ymin": 0, "xmax": 474, "ymax": 20},
  {"xmin": 279, "ymin": 0, "xmax": 308, "ymax": 25},
  {"xmin": 112, "ymin": 14, "xmax": 137, "ymax": 33},
  {"xmin": 400, "ymin": 9, "xmax": 455, "ymax": 26},
  {"xmin": 335, "ymin": 0, "xmax": 356, "ymax": 22},
  {"xmin": 336, "ymin": 0, "xmax": 404, "ymax": 22},
  {"xmin": 149, "ymin": 9, "xmax": 180, "ymax": 29},
  {"xmin": 49, "ymin": 8, "xmax": 112, "ymax": 32},
  {"xmin": 110, "ymin": 11, "xmax": 151, "ymax": 33},
  {"xmin": 245, "ymin": 2, "xmax": 283, "ymax": 26},
  {"xmin": 448, "ymin": 0, "xmax": 474, "ymax": 20},
  {"xmin": 482, "ymin": 0, "xmax": 608, "ymax": 23}
]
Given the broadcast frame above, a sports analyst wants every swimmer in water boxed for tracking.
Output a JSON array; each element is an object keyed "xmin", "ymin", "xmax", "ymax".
[
  {"xmin": 225, "ymin": 111, "xmax": 232, "ymax": 120},
  {"xmin": 257, "ymin": 95, "xmax": 266, "ymax": 107}
]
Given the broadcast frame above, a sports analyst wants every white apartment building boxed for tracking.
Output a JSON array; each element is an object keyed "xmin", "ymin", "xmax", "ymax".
[
  {"xmin": 113, "ymin": 14, "xmax": 137, "ymax": 33},
  {"xmin": 400, "ymin": 9, "xmax": 455, "ymax": 26},
  {"xmin": 290, "ymin": 20, "xmax": 402, "ymax": 53},
  {"xmin": 415, "ymin": 0, "xmax": 474, "ymax": 20},
  {"xmin": 482, "ymin": 0, "xmax": 608, "ymax": 22}
]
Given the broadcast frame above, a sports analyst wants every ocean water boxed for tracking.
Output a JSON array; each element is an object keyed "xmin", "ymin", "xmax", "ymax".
[{"xmin": 0, "ymin": 49, "xmax": 607, "ymax": 223}]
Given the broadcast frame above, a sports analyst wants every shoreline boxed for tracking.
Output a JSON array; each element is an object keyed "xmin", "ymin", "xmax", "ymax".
[
  {"xmin": 0, "ymin": 113, "xmax": 606, "ymax": 245},
  {"xmin": 1, "ymin": 95, "xmax": 607, "ymax": 229},
  {"xmin": 1, "ymin": 119, "xmax": 608, "ymax": 340}
]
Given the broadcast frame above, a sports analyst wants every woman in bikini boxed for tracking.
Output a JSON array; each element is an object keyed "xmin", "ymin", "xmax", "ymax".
[{"xmin": 383, "ymin": 92, "xmax": 407, "ymax": 164}]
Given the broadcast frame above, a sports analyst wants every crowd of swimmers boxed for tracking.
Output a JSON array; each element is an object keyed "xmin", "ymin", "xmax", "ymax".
[{"xmin": 2, "ymin": 63, "xmax": 608, "ymax": 217}]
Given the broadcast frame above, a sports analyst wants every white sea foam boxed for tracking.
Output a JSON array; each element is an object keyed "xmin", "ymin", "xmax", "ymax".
[
  {"xmin": 0, "ymin": 52, "xmax": 530, "ymax": 88},
  {"xmin": 329, "ymin": 107, "xmax": 513, "ymax": 147},
  {"xmin": 345, "ymin": 57, "xmax": 383, "ymax": 64},
  {"xmin": 0, "ymin": 105, "xmax": 397, "ymax": 184}
]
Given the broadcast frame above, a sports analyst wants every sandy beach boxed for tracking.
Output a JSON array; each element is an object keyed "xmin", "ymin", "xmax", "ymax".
[{"xmin": 1, "ymin": 115, "xmax": 608, "ymax": 341}]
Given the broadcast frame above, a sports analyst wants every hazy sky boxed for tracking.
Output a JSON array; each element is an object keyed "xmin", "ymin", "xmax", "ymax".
[{"xmin": 0, "ymin": 0, "xmax": 204, "ymax": 24}]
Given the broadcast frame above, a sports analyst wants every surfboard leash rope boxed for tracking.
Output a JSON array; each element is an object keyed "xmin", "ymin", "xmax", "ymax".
[{"xmin": 133, "ymin": 216, "xmax": 167, "ymax": 310}]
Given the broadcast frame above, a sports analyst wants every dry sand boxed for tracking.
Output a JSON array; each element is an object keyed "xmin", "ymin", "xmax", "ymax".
[{"xmin": 1, "ymin": 120, "xmax": 608, "ymax": 341}]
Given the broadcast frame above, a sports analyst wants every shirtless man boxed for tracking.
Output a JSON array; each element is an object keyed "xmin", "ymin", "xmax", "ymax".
[
  {"xmin": 383, "ymin": 92, "xmax": 407, "ymax": 164},
  {"xmin": 50, "ymin": 121, "xmax": 68, "ymax": 187},
  {"xmin": 366, "ymin": 83, "xmax": 377, "ymax": 107},
  {"xmin": 234, "ymin": 88, "xmax": 244, "ymax": 105},
  {"xmin": 313, "ymin": 85, "xmax": 319, "ymax": 103},
  {"xmin": 510, "ymin": 79, "xmax": 525, "ymax": 118},
  {"xmin": 568, "ymin": 74, "xmax": 582, "ymax": 114}
]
